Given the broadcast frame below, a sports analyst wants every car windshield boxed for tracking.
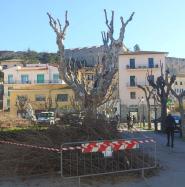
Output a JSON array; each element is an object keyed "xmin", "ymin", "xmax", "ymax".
[
  {"xmin": 172, "ymin": 115, "xmax": 180, "ymax": 120},
  {"xmin": 39, "ymin": 112, "xmax": 54, "ymax": 118}
]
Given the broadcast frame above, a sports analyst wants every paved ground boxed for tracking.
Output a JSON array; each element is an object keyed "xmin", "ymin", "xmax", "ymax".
[{"xmin": 0, "ymin": 128, "xmax": 185, "ymax": 187}]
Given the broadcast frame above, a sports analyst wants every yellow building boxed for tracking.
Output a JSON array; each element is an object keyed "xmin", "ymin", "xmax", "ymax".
[
  {"xmin": 9, "ymin": 84, "xmax": 74, "ymax": 116},
  {"xmin": 2, "ymin": 64, "xmax": 74, "ymax": 116},
  {"xmin": 77, "ymin": 67, "xmax": 95, "ymax": 91}
]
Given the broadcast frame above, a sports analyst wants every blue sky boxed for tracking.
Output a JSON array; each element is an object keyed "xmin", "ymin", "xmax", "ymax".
[{"xmin": 0, "ymin": 0, "xmax": 185, "ymax": 57}]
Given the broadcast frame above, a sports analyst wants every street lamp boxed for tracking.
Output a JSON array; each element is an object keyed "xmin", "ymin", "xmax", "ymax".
[
  {"xmin": 140, "ymin": 96, "xmax": 145, "ymax": 128},
  {"xmin": 152, "ymin": 89, "xmax": 157, "ymax": 131}
]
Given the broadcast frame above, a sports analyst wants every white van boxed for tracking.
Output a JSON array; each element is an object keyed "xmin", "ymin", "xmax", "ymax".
[{"xmin": 37, "ymin": 111, "xmax": 56, "ymax": 125}]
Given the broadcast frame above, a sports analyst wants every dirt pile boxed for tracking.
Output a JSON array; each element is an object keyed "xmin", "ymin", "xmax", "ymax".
[{"xmin": 0, "ymin": 118, "xmax": 119, "ymax": 176}]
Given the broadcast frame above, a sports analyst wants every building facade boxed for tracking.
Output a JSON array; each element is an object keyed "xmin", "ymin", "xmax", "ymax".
[
  {"xmin": 9, "ymin": 84, "xmax": 74, "ymax": 116},
  {"xmin": 0, "ymin": 59, "xmax": 24, "ymax": 70},
  {"xmin": 3, "ymin": 64, "xmax": 74, "ymax": 115},
  {"xmin": 118, "ymin": 51, "xmax": 167, "ymax": 121}
]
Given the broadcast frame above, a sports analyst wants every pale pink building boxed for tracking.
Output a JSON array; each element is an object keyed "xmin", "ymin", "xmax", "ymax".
[{"xmin": 118, "ymin": 51, "xmax": 167, "ymax": 121}]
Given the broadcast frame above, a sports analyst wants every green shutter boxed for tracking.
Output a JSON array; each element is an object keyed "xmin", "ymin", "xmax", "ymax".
[{"xmin": 37, "ymin": 74, "xmax": 44, "ymax": 83}]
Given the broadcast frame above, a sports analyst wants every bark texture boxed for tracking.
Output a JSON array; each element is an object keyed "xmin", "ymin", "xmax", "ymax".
[
  {"xmin": 170, "ymin": 89, "xmax": 185, "ymax": 137},
  {"xmin": 47, "ymin": 10, "xmax": 134, "ymax": 116},
  {"xmin": 138, "ymin": 85, "xmax": 154, "ymax": 129},
  {"xmin": 147, "ymin": 64, "xmax": 176, "ymax": 131}
]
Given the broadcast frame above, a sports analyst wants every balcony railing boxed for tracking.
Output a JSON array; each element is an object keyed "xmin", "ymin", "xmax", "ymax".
[
  {"xmin": 126, "ymin": 64, "xmax": 159, "ymax": 69},
  {"xmin": 126, "ymin": 81, "xmax": 150, "ymax": 87},
  {"xmin": 4, "ymin": 80, "xmax": 62, "ymax": 84}
]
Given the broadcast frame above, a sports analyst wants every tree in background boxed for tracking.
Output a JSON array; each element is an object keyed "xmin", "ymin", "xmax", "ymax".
[
  {"xmin": 170, "ymin": 89, "xmax": 185, "ymax": 137},
  {"xmin": 133, "ymin": 44, "xmax": 140, "ymax": 51},
  {"xmin": 21, "ymin": 49, "xmax": 40, "ymax": 66},
  {"xmin": 137, "ymin": 84, "xmax": 154, "ymax": 129},
  {"xmin": 147, "ymin": 63, "xmax": 176, "ymax": 131}
]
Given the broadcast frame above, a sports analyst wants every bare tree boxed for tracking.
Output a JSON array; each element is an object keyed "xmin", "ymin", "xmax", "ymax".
[
  {"xmin": 47, "ymin": 10, "xmax": 134, "ymax": 117},
  {"xmin": 16, "ymin": 95, "xmax": 28, "ymax": 114},
  {"xmin": 16, "ymin": 96, "xmax": 35, "ymax": 120},
  {"xmin": 170, "ymin": 89, "xmax": 185, "ymax": 137},
  {"xmin": 147, "ymin": 63, "xmax": 176, "ymax": 131},
  {"xmin": 45, "ymin": 95, "xmax": 52, "ymax": 111},
  {"xmin": 137, "ymin": 85, "xmax": 154, "ymax": 129}
]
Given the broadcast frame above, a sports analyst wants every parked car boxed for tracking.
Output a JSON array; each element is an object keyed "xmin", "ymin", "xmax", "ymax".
[
  {"xmin": 151, "ymin": 115, "xmax": 182, "ymax": 135},
  {"xmin": 36, "ymin": 111, "xmax": 56, "ymax": 125},
  {"xmin": 171, "ymin": 115, "xmax": 182, "ymax": 134}
]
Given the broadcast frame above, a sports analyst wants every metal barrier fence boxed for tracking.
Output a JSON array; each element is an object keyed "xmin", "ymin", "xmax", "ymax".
[{"xmin": 61, "ymin": 137, "xmax": 156, "ymax": 179}]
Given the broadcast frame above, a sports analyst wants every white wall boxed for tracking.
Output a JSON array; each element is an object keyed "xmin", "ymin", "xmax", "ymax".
[
  {"xmin": 3, "ymin": 64, "xmax": 60, "ymax": 84},
  {"xmin": 3, "ymin": 64, "xmax": 62, "ymax": 110}
]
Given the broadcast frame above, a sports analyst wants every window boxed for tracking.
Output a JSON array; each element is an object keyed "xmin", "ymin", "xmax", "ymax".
[
  {"xmin": 129, "ymin": 59, "xmax": 135, "ymax": 69},
  {"xmin": 56, "ymin": 94, "xmax": 68, "ymax": 102},
  {"xmin": 180, "ymin": 81, "xmax": 183, "ymax": 85},
  {"xmin": 148, "ymin": 58, "xmax": 154, "ymax": 68},
  {"xmin": 130, "ymin": 92, "xmax": 136, "ymax": 99},
  {"xmin": 3, "ymin": 65, "xmax": 8, "ymax": 70},
  {"xmin": 130, "ymin": 76, "xmax": 136, "ymax": 86},
  {"xmin": 53, "ymin": 74, "xmax": 59, "ymax": 83},
  {"xmin": 37, "ymin": 74, "xmax": 44, "ymax": 83},
  {"xmin": 8, "ymin": 74, "xmax": 13, "ymax": 84},
  {"xmin": 87, "ymin": 74, "xmax": 93, "ymax": 80},
  {"xmin": 175, "ymin": 81, "xmax": 178, "ymax": 85},
  {"xmin": 21, "ymin": 74, "xmax": 29, "ymax": 84},
  {"xmin": 35, "ymin": 95, "xmax": 46, "ymax": 101}
]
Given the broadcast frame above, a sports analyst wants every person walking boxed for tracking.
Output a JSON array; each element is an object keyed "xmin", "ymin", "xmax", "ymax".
[
  {"xmin": 165, "ymin": 113, "xmax": 175, "ymax": 148},
  {"xmin": 132, "ymin": 115, "xmax": 136, "ymax": 128},
  {"xmin": 127, "ymin": 114, "xmax": 131, "ymax": 130}
]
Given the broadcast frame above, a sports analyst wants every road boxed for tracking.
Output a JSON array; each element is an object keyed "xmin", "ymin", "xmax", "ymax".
[{"xmin": 0, "ymin": 127, "xmax": 185, "ymax": 187}]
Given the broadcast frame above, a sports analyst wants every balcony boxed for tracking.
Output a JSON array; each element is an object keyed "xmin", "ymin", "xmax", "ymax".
[
  {"xmin": 126, "ymin": 81, "xmax": 150, "ymax": 87},
  {"xmin": 126, "ymin": 64, "xmax": 159, "ymax": 70},
  {"xmin": 4, "ymin": 80, "xmax": 62, "ymax": 84}
]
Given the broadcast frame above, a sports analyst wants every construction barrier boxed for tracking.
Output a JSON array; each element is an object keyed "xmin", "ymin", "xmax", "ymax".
[
  {"xmin": 61, "ymin": 137, "xmax": 156, "ymax": 179},
  {"xmin": 0, "ymin": 140, "xmax": 60, "ymax": 152}
]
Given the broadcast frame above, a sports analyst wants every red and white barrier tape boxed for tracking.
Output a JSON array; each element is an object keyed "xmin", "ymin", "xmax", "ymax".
[
  {"xmin": 81, "ymin": 139, "xmax": 155, "ymax": 153},
  {"xmin": 0, "ymin": 138, "xmax": 155, "ymax": 153},
  {"xmin": 0, "ymin": 140, "xmax": 60, "ymax": 153},
  {"xmin": 82, "ymin": 140, "xmax": 138, "ymax": 153}
]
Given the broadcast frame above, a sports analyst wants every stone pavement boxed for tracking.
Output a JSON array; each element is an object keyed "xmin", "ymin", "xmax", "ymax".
[{"xmin": 0, "ymin": 130, "xmax": 185, "ymax": 187}]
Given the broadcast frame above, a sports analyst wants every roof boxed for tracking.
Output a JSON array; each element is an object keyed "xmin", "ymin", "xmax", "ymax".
[
  {"xmin": 2, "ymin": 64, "xmax": 58, "ymax": 72},
  {"xmin": 18, "ymin": 67, "xmax": 48, "ymax": 71},
  {"xmin": 119, "ymin": 51, "xmax": 168, "ymax": 55}
]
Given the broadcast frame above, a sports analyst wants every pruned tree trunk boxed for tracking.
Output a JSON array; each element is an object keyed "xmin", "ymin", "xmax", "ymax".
[
  {"xmin": 47, "ymin": 10, "xmax": 134, "ymax": 118},
  {"xmin": 161, "ymin": 97, "xmax": 167, "ymax": 131},
  {"xmin": 147, "ymin": 100, "xmax": 151, "ymax": 129},
  {"xmin": 178, "ymin": 98, "xmax": 184, "ymax": 137},
  {"xmin": 147, "ymin": 64, "xmax": 176, "ymax": 132},
  {"xmin": 171, "ymin": 89, "xmax": 185, "ymax": 137},
  {"xmin": 138, "ymin": 85, "xmax": 153, "ymax": 130}
]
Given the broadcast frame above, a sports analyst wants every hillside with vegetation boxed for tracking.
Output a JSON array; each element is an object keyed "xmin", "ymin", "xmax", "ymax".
[{"xmin": 0, "ymin": 49, "xmax": 60, "ymax": 64}]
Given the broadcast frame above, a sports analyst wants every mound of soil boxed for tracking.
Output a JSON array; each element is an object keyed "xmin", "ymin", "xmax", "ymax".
[{"xmin": 0, "ymin": 118, "xmax": 120, "ymax": 176}]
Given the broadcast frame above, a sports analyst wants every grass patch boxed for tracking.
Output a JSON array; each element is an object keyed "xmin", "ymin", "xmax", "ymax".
[{"xmin": 0, "ymin": 125, "xmax": 48, "ymax": 132}]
